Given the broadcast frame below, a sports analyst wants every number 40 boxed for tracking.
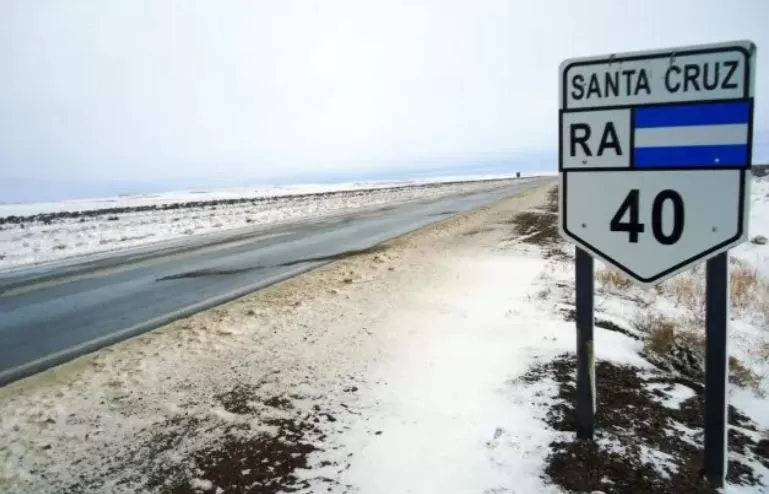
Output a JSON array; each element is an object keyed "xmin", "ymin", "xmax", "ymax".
[{"xmin": 610, "ymin": 189, "xmax": 685, "ymax": 245}]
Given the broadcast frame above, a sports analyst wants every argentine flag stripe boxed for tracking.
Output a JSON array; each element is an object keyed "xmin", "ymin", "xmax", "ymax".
[
  {"xmin": 634, "ymin": 124, "xmax": 748, "ymax": 148},
  {"xmin": 634, "ymin": 145, "xmax": 748, "ymax": 168},
  {"xmin": 634, "ymin": 101, "xmax": 751, "ymax": 128}
]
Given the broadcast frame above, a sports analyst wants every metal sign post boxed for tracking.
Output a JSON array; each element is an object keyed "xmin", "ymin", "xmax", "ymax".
[
  {"xmin": 558, "ymin": 40, "xmax": 756, "ymax": 488},
  {"xmin": 575, "ymin": 247, "xmax": 595, "ymax": 439},
  {"xmin": 705, "ymin": 253, "xmax": 730, "ymax": 485}
]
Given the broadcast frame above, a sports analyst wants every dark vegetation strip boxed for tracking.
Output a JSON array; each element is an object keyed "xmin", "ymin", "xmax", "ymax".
[{"xmin": 0, "ymin": 179, "xmax": 518, "ymax": 226}]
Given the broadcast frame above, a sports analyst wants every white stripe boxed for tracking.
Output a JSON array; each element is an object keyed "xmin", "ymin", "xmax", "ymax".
[{"xmin": 634, "ymin": 124, "xmax": 748, "ymax": 148}]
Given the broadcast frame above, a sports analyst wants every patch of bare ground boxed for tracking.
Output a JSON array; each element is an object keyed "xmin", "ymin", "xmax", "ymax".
[
  {"xmin": 507, "ymin": 186, "xmax": 567, "ymax": 260},
  {"xmin": 162, "ymin": 400, "xmax": 335, "ymax": 494},
  {"xmin": 523, "ymin": 353, "xmax": 768, "ymax": 494},
  {"xmin": 66, "ymin": 390, "xmax": 350, "ymax": 494},
  {"xmin": 636, "ymin": 311, "xmax": 765, "ymax": 397}
]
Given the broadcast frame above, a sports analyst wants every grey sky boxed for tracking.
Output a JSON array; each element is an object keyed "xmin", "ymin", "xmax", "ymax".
[{"xmin": 1, "ymin": 0, "xmax": 768, "ymax": 195}]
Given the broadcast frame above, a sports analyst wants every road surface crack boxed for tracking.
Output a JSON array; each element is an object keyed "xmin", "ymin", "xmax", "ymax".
[{"xmin": 156, "ymin": 244, "xmax": 390, "ymax": 281}]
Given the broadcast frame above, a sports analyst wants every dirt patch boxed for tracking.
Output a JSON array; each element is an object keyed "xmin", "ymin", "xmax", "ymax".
[
  {"xmin": 63, "ymin": 391, "xmax": 345, "ymax": 494},
  {"xmin": 512, "ymin": 211, "xmax": 558, "ymax": 244},
  {"xmin": 462, "ymin": 226, "xmax": 496, "ymax": 237},
  {"xmin": 544, "ymin": 186, "xmax": 558, "ymax": 213},
  {"xmin": 160, "ymin": 392, "xmax": 347, "ymax": 494},
  {"xmin": 561, "ymin": 308, "xmax": 642, "ymax": 341},
  {"xmin": 523, "ymin": 355, "xmax": 768, "ymax": 493},
  {"xmin": 508, "ymin": 185, "xmax": 564, "ymax": 259},
  {"xmin": 164, "ymin": 414, "xmax": 329, "ymax": 494},
  {"xmin": 633, "ymin": 312, "xmax": 763, "ymax": 395},
  {"xmin": 216, "ymin": 384, "xmax": 260, "ymax": 415}
]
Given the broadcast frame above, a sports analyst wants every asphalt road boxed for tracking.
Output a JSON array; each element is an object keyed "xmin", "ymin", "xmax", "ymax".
[{"xmin": 0, "ymin": 178, "xmax": 547, "ymax": 386}]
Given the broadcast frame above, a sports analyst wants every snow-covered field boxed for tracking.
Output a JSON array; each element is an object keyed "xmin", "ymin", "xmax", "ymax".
[
  {"xmin": 0, "ymin": 173, "xmax": 552, "ymax": 217},
  {"xmin": 1, "ymin": 177, "xmax": 768, "ymax": 493},
  {"xmin": 0, "ymin": 174, "xmax": 536, "ymax": 270}
]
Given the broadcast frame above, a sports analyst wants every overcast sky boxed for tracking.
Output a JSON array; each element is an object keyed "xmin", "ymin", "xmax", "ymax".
[{"xmin": 1, "ymin": 0, "xmax": 768, "ymax": 200}]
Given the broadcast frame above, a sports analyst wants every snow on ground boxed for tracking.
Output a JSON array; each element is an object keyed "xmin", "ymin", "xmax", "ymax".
[
  {"xmin": 734, "ymin": 176, "xmax": 769, "ymax": 278},
  {"xmin": 1, "ymin": 176, "xmax": 768, "ymax": 493},
  {"xmin": 0, "ymin": 176, "xmax": 532, "ymax": 270},
  {"xmin": 303, "ymin": 251, "xmax": 570, "ymax": 494}
]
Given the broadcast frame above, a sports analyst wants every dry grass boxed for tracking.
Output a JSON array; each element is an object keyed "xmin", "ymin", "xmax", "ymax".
[
  {"xmin": 636, "ymin": 311, "xmax": 763, "ymax": 395},
  {"xmin": 759, "ymin": 341, "xmax": 769, "ymax": 360},
  {"xmin": 596, "ymin": 269, "xmax": 633, "ymax": 292},
  {"xmin": 660, "ymin": 275, "xmax": 704, "ymax": 310},
  {"xmin": 730, "ymin": 356, "xmax": 764, "ymax": 396},
  {"xmin": 636, "ymin": 312, "xmax": 699, "ymax": 356},
  {"xmin": 654, "ymin": 263, "xmax": 769, "ymax": 325},
  {"xmin": 641, "ymin": 315, "xmax": 678, "ymax": 356},
  {"xmin": 658, "ymin": 275, "xmax": 707, "ymax": 326},
  {"xmin": 730, "ymin": 264, "xmax": 769, "ymax": 316}
]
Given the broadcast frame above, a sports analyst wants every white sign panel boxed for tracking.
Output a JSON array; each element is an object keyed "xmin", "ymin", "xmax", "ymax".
[{"xmin": 558, "ymin": 40, "xmax": 757, "ymax": 286}]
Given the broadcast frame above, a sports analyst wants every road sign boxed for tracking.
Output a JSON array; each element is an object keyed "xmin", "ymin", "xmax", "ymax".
[{"xmin": 558, "ymin": 40, "xmax": 756, "ymax": 286}]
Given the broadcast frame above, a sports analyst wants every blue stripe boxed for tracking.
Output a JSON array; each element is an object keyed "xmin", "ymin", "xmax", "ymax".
[
  {"xmin": 634, "ymin": 145, "xmax": 748, "ymax": 168},
  {"xmin": 635, "ymin": 101, "xmax": 751, "ymax": 128}
]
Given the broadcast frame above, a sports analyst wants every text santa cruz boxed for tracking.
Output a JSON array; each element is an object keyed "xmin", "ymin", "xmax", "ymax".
[{"xmin": 569, "ymin": 60, "xmax": 741, "ymax": 101}]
